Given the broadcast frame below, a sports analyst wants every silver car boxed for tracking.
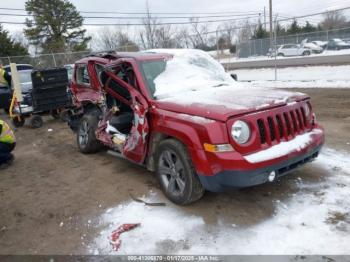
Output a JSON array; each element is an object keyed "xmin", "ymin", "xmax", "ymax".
[{"xmin": 277, "ymin": 44, "xmax": 312, "ymax": 57}]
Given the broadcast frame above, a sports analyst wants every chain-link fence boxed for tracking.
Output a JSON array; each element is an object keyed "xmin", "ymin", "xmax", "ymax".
[
  {"xmin": 236, "ymin": 27, "xmax": 350, "ymax": 58},
  {"xmin": 0, "ymin": 51, "xmax": 90, "ymax": 69},
  {"xmin": 0, "ymin": 44, "xmax": 140, "ymax": 69}
]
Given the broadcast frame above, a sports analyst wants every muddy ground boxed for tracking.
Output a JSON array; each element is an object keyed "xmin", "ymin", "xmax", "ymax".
[{"xmin": 0, "ymin": 88, "xmax": 349, "ymax": 255}]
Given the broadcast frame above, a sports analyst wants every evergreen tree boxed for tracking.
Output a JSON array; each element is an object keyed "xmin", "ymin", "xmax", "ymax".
[
  {"xmin": 287, "ymin": 20, "xmax": 301, "ymax": 34},
  {"xmin": 0, "ymin": 24, "xmax": 29, "ymax": 57},
  {"xmin": 24, "ymin": 0, "xmax": 91, "ymax": 53},
  {"xmin": 301, "ymin": 21, "xmax": 317, "ymax": 33},
  {"xmin": 253, "ymin": 23, "xmax": 270, "ymax": 39}
]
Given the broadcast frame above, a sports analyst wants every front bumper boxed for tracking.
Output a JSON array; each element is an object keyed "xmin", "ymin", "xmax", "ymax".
[{"xmin": 198, "ymin": 144, "xmax": 322, "ymax": 192}]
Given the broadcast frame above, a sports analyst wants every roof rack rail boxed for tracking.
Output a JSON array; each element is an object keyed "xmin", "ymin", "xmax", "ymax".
[{"xmin": 84, "ymin": 50, "xmax": 118, "ymax": 59}]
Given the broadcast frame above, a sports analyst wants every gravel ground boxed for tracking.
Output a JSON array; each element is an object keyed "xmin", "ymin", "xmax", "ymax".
[{"xmin": 0, "ymin": 88, "xmax": 349, "ymax": 255}]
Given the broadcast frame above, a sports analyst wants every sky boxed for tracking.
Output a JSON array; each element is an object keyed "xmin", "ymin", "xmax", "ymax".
[{"xmin": 1, "ymin": 0, "xmax": 349, "ymax": 49}]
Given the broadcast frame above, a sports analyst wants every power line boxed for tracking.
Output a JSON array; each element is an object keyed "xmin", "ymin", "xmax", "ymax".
[
  {"xmin": 0, "ymin": 12, "xmax": 262, "ymax": 19},
  {"xmin": 0, "ymin": 7, "xmax": 262, "ymax": 15},
  {"xmin": 0, "ymin": 15, "xmax": 261, "ymax": 26},
  {"xmin": 2, "ymin": 6, "xmax": 349, "ymax": 28},
  {"xmin": 189, "ymin": 6, "xmax": 350, "ymax": 36}
]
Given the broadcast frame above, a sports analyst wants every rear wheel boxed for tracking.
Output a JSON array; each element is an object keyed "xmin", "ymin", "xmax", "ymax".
[
  {"xmin": 12, "ymin": 117, "xmax": 25, "ymax": 128},
  {"xmin": 59, "ymin": 110, "xmax": 69, "ymax": 122},
  {"xmin": 77, "ymin": 110, "xmax": 102, "ymax": 154},
  {"xmin": 51, "ymin": 109, "xmax": 60, "ymax": 119},
  {"xmin": 277, "ymin": 53, "xmax": 284, "ymax": 57},
  {"xmin": 155, "ymin": 139, "xmax": 205, "ymax": 205},
  {"xmin": 30, "ymin": 115, "xmax": 43, "ymax": 129}
]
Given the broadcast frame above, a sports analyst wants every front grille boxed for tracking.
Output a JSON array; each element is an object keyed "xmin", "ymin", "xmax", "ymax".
[{"xmin": 257, "ymin": 107, "xmax": 308, "ymax": 146}]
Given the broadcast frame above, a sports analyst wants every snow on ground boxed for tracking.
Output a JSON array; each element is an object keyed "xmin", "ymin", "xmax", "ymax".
[
  {"xmin": 220, "ymin": 49, "xmax": 350, "ymax": 64},
  {"xmin": 91, "ymin": 148, "xmax": 350, "ymax": 255},
  {"xmin": 233, "ymin": 65, "xmax": 350, "ymax": 82},
  {"xmin": 231, "ymin": 65, "xmax": 350, "ymax": 89}
]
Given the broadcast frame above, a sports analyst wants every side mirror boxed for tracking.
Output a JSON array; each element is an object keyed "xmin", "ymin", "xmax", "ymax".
[{"xmin": 231, "ymin": 73, "xmax": 238, "ymax": 81}]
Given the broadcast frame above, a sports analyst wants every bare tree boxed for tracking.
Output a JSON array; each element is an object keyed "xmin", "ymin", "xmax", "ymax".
[
  {"xmin": 237, "ymin": 20, "xmax": 254, "ymax": 43},
  {"xmin": 93, "ymin": 27, "xmax": 139, "ymax": 51},
  {"xmin": 222, "ymin": 22, "xmax": 238, "ymax": 45},
  {"xmin": 189, "ymin": 18, "xmax": 210, "ymax": 49},
  {"xmin": 176, "ymin": 27, "xmax": 192, "ymax": 48},
  {"xmin": 320, "ymin": 10, "xmax": 347, "ymax": 30},
  {"xmin": 155, "ymin": 25, "xmax": 177, "ymax": 48},
  {"xmin": 139, "ymin": 1, "xmax": 158, "ymax": 49}
]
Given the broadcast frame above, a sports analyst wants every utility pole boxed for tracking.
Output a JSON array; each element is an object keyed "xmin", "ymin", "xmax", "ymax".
[
  {"xmin": 269, "ymin": 0, "xmax": 273, "ymax": 49},
  {"xmin": 264, "ymin": 7, "xmax": 267, "ymax": 31}
]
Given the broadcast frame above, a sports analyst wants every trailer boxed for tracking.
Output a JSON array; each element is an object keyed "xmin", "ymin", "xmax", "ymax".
[{"xmin": 10, "ymin": 67, "xmax": 72, "ymax": 128}]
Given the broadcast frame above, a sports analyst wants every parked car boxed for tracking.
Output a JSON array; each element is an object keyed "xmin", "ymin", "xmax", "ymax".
[
  {"xmin": 326, "ymin": 38, "xmax": 350, "ymax": 50},
  {"xmin": 266, "ymin": 46, "xmax": 282, "ymax": 57},
  {"xmin": 68, "ymin": 49, "xmax": 324, "ymax": 205},
  {"xmin": 3, "ymin": 64, "xmax": 34, "ymax": 73},
  {"xmin": 0, "ymin": 69, "xmax": 33, "ymax": 112},
  {"xmin": 1, "ymin": 64, "xmax": 34, "ymax": 111},
  {"xmin": 277, "ymin": 44, "xmax": 312, "ymax": 57},
  {"xmin": 301, "ymin": 39, "xmax": 323, "ymax": 54},
  {"xmin": 311, "ymin": 41, "xmax": 328, "ymax": 49}
]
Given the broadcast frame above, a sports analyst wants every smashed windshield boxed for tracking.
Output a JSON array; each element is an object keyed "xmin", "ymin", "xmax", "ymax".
[{"xmin": 141, "ymin": 49, "xmax": 237, "ymax": 99}]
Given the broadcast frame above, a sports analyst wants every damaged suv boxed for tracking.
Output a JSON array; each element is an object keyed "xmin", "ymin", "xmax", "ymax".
[{"xmin": 68, "ymin": 49, "xmax": 324, "ymax": 205}]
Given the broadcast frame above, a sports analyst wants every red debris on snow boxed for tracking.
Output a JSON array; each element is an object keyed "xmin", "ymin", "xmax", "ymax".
[{"xmin": 109, "ymin": 223, "xmax": 140, "ymax": 251}]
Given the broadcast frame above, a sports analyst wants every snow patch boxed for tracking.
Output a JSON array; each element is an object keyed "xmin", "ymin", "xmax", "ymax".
[
  {"xmin": 92, "ymin": 148, "xmax": 350, "ymax": 255},
  {"xmin": 232, "ymin": 65, "xmax": 350, "ymax": 89},
  {"xmin": 244, "ymin": 129, "xmax": 323, "ymax": 163},
  {"xmin": 148, "ymin": 49, "xmax": 241, "ymax": 99}
]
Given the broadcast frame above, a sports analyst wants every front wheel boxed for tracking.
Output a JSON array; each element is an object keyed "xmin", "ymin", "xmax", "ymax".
[
  {"xmin": 12, "ymin": 117, "xmax": 25, "ymax": 128},
  {"xmin": 77, "ymin": 110, "xmax": 102, "ymax": 154},
  {"xmin": 155, "ymin": 139, "xmax": 205, "ymax": 205},
  {"xmin": 303, "ymin": 51, "xmax": 311, "ymax": 56}
]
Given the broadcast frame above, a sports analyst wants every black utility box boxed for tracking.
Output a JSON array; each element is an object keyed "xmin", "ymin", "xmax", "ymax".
[{"xmin": 31, "ymin": 68, "xmax": 71, "ymax": 112}]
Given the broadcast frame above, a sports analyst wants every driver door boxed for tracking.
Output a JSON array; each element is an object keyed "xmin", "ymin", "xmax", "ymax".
[{"xmin": 104, "ymin": 60, "xmax": 149, "ymax": 164}]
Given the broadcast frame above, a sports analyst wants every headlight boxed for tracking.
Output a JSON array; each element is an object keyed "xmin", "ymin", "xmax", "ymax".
[{"xmin": 231, "ymin": 120, "xmax": 251, "ymax": 144}]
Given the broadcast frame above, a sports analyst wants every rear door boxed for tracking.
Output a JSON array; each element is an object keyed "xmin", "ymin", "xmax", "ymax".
[
  {"xmin": 104, "ymin": 60, "xmax": 149, "ymax": 164},
  {"xmin": 72, "ymin": 63, "xmax": 102, "ymax": 104}
]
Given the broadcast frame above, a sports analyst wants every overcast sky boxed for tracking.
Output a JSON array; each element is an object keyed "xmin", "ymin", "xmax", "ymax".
[{"xmin": 1, "ymin": 0, "xmax": 349, "ymax": 35}]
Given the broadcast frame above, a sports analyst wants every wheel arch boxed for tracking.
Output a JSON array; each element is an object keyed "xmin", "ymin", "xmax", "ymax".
[{"xmin": 146, "ymin": 130, "xmax": 203, "ymax": 173}]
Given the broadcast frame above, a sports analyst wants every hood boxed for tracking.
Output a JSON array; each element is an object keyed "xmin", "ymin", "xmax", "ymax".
[
  {"xmin": 303, "ymin": 43, "xmax": 323, "ymax": 50},
  {"xmin": 154, "ymin": 86, "xmax": 309, "ymax": 122}
]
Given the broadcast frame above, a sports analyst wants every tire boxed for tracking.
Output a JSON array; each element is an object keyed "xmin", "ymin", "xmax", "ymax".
[
  {"xmin": 77, "ymin": 109, "xmax": 102, "ymax": 154},
  {"xmin": 59, "ymin": 110, "xmax": 69, "ymax": 122},
  {"xmin": 51, "ymin": 109, "xmax": 60, "ymax": 119},
  {"xmin": 12, "ymin": 117, "xmax": 25, "ymax": 128},
  {"xmin": 303, "ymin": 51, "xmax": 311, "ymax": 56},
  {"xmin": 277, "ymin": 53, "xmax": 284, "ymax": 57},
  {"xmin": 30, "ymin": 115, "xmax": 43, "ymax": 129},
  {"xmin": 155, "ymin": 139, "xmax": 205, "ymax": 205}
]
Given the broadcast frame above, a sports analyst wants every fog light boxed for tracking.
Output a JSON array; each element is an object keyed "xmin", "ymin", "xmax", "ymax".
[{"xmin": 268, "ymin": 171, "xmax": 276, "ymax": 182}]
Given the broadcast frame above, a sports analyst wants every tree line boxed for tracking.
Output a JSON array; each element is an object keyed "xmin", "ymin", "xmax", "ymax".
[{"xmin": 0, "ymin": 0, "xmax": 350, "ymax": 57}]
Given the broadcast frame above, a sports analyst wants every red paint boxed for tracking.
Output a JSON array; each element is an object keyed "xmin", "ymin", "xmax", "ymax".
[
  {"xmin": 70, "ymin": 52, "xmax": 324, "ymax": 183},
  {"xmin": 109, "ymin": 223, "xmax": 140, "ymax": 251}
]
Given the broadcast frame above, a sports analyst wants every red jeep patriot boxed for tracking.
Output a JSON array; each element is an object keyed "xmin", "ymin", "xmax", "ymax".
[{"xmin": 68, "ymin": 49, "xmax": 324, "ymax": 205}]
